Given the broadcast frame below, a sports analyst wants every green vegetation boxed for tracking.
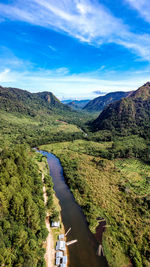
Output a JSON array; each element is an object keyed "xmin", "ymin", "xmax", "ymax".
[
  {"xmin": 40, "ymin": 139, "xmax": 150, "ymax": 267},
  {"xmin": 0, "ymin": 110, "xmax": 88, "ymax": 148},
  {"xmin": 0, "ymin": 85, "xmax": 95, "ymax": 148},
  {"xmin": 0, "ymin": 85, "xmax": 67, "ymax": 116},
  {"xmin": 83, "ymin": 91, "xmax": 130, "ymax": 112},
  {"xmin": 0, "ymin": 85, "xmax": 94, "ymax": 266},
  {"xmin": 91, "ymin": 82, "xmax": 150, "ymax": 138},
  {"xmin": 35, "ymin": 152, "xmax": 59, "ymax": 223},
  {"xmin": 107, "ymin": 135, "xmax": 148, "ymax": 159},
  {"xmin": 0, "ymin": 145, "xmax": 62, "ymax": 267},
  {"xmin": 0, "ymin": 146, "xmax": 48, "ymax": 267},
  {"xmin": 35, "ymin": 152, "xmax": 65, "ymax": 245}
]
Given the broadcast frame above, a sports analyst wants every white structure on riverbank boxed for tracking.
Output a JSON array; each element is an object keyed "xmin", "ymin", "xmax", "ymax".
[
  {"xmin": 59, "ymin": 234, "xmax": 64, "ymax": 240},
  {"xmin": 56, "ymin": 251, "xmax": 63, "ymax": 258},
  {"xmin": 62, "ymin": 256, "xmax": 67, "ymax": 264},
  {"xmin": 55, "ymin": 234, "xmax": 68, "ymax": 267},
  {"xmin": 56, "ymin": 241, "xmax": 66, "ymax": 251},
  {"xmin": 51, "ymin": 221, "xmax": 60, "ymax": 228}
]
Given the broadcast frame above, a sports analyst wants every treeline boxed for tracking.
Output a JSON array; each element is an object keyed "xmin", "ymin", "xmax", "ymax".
[
  {"xmin": 85, "ymin": 135, "xmax": 150, "ymax": 162},
  {"xmin": 0, "ymin": 146, "xmax": 48, "ymax": 267},
  {"xmin": 44, "ymin": 174, "xmax": 59, "ymax": 223},
  {"xmin": 0, "ymin": 111, "xmax": 88, "ymax": 149},
  {"xmin": 18, "ymin": 131, "xmax": 84, "ymax": 147},
  {"xmin": 36, "ymin": 153, "xmax": 59, "ymax": 223}
]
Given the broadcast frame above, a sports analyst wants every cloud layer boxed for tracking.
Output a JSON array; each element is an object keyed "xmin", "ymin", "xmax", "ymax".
[
  {"xmin": 126, "ymin": 0, "xmax": 150, "ymax": 23},
  {"xmin": 1, "ymin": 64, "xmax": 150, "ymax": 99},
  {"xmin": 0, "ymin": 0, "xmax": 150, "ymax": 60}
]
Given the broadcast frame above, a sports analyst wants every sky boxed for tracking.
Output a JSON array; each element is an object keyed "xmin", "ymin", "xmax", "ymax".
[{"xmin": 0, "ymin": 0, "xmax": 150, "ymax": 99}]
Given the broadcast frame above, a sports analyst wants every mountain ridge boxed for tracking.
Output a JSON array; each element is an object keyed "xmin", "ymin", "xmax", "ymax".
[
  {"xmin": 92, "ymin": 82, "xmax": 150, "ymax": 136},
  {"xmin": 83, "ymin": 91, "xmax": 131, "ymax": 112},
  {"xmin": 0, "ymin": 85, "xmax": 69, "ymax": 116}
]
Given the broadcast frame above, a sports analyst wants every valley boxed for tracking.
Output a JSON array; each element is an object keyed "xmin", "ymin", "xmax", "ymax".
[{"xmin": 0, "ymin": 83, "xmax": 150, "ymax": 267}]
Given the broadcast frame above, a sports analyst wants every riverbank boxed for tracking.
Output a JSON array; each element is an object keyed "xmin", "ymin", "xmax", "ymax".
[
  {"xmin": 38, "ymin": 150, "xmax": 107, "ymax": 267},
  {"xmin": 39, "ymin": 140, "xmax": 150, "ymax": 267},
  {"xmin": 36, "ymin": 156, "xmax": 55, "ymax": 267},
  {"xmin": 36, "ymin": 151, "xmax": 68, "ymax": 267},
  {"xmin": 42, "ymin": 172, "xmax": 55, "ymax": 267}
]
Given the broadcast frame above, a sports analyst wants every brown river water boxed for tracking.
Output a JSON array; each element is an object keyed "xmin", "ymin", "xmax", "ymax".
[{"xmin": 39, "ymin": 151, "xmax": 108, "ymax": 267}]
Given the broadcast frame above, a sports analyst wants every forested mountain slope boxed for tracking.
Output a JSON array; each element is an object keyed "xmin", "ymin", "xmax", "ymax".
[
  {"xmin": 92, "ymin": 82, "xmax": 150, "ymax": 137},
  {"xmin": 0, "ymin": 86, "xmax": 69, "ymax": 116},
  {"xmin": 0, "ymin": 86, "xmax": 93, "ymax": 147},
  {"xmin": 83, "ymin": 91, "xmax": 131, "ymax": 112}
]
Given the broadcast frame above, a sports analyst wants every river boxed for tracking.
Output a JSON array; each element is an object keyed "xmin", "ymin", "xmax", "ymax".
[{"xmin": 39, "ymin": 150, "xmax": 108, "ymax": 267}]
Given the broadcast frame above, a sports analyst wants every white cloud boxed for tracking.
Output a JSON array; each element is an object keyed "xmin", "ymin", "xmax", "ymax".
[
  {"xmin": 1, "ymin": 0, "xmax": 150, "ymax": 60},
  {"xmin": 55, "ymin": 67, "xmax": 69, "ymax": 75},
  {"xmin": 48, "ymin": 45, "xmax": 57, "ymax": 52},
  {"xmin": 0, "ymin": 69, "xmax": 10, "ymax": 82},
  {"xmin": 117, "ymin": 33, "xmax": 150, "ymax": 60},
  {"xmin": 125, "ymin": 0, "xmax": 150, "ymax": 23},
  {"xmin": 1, "ymin": 64, "xmax": 150, "ymax": 99}
]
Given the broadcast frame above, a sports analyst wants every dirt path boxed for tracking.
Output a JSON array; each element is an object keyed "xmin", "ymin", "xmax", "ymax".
[{"xmin": 42, "ymin": 174, "xmax": 55, "ymax": 267}]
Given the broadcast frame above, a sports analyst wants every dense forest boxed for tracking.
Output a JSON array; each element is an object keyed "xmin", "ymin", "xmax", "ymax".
[
  {"xmin": 92, "ymin": 82, "xmax": 150, "ymax": 138},
  {"xmin": 83, "ymin": 91, "xmax": 131, "ymax": 112},
  {"xmin": 0, "ymin": 146, "xmax": 55, "ymax": 267}
]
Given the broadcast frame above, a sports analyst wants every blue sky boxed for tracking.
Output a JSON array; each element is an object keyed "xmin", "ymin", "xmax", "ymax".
[{"xmin": 0, "ymin": 0, "xmax": 150, "ymax": 99}]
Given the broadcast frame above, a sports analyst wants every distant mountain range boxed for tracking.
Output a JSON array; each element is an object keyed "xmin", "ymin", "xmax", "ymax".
[
  {"xmin": 61, "ymin": 99, "xmax": 74, "ymax": 104},
  {"xmin": 83, "ymin": 91, "xmax": 131, "ymax": 112},
  {"xmin": 64, "ymin": 99, "xmax": 90, "ymax": 110},
  {"xmin": 92, "ymin": 82, "xmax": 150, "ymax": 136}
]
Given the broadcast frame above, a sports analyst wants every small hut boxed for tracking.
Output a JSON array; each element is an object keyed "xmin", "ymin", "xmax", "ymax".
[
  {"xmin": 62, "ymin": 255, "xmax": 67, "ymax": 264},
  {"xmin": 56, "ymin": 251, "xmax": 63, "ymax": 258},
  {"xmin": 51, "ymin": 221, "xmax": 60, "ymax": 228},
  {"xmin": 55, "ymin": 257, "xmax": 60, "ymax": 266},
  {"xmin": 56, "ymin": 241, "xmax": 66, "ymax": 251},
  {"xmin": 59, "ymin": 234, "xmax": 64, "ymax": 240}
]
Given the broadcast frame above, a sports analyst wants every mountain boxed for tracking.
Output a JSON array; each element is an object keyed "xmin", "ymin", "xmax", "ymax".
[
  {"xmin": 36, "ymin": 91, "xmax": 62, "ymax": 106},
  {"xmin": 83, "ymin": 91, "xmax": 131, "ymax": 112},
  {"xmin": 66, "ymin": 99, "xmax": 90, "ymax": 110},
  {"xmin": 61, "ymin": 99, "xmax": 74, "ymax": 104},
  {"xmin": 92, "ymin": 82, "xmax": 150, "ymax": 135},
  {"xmin": 0, "ymin": 86, "xmax": 69, "ymax": 116},
  {"xmin": 0, "ymin": 85, "xmax": 93, "ymax": 147}
]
